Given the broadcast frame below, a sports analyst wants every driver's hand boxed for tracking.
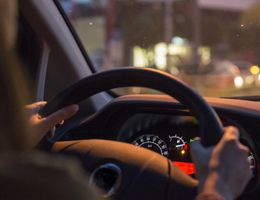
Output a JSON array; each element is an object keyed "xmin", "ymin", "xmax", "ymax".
[
  {"xmin": 190, "ymin": 127, "xmax": 252, "ymax": 200},
  {"xmin": 26, "ymin": 101, "xmax": 79, "ymax": 146}
]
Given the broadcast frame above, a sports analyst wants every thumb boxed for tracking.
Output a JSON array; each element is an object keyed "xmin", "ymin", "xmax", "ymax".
[{"xmin": 190, "ymin": 138, "xmax": 206, "ymax": 164}]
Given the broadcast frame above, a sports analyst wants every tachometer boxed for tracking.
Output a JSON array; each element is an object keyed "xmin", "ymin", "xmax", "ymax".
[{"xmin": 132, "ymin": 134, "xmax": 169, "ymax": 157}]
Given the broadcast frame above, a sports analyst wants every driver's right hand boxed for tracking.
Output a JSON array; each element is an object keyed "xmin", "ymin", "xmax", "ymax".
[{"xmin": 191, "ymin": 127, "xmax": 252, "ymax": 200}]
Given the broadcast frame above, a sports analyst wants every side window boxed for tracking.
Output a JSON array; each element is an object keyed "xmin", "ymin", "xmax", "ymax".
[{"xmin": 16, "ymin": 14, "xmax": 42, "ymax": 96}]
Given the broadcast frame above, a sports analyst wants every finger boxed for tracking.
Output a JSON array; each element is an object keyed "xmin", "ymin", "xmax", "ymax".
[
  {"xmin": 38, "ymin": 104, "xmax": 79, "ymax": 133},
  {"xmin": 190, "ymin": 138, "xmax": 206, "ymax": 163},
  {"xmin": 224, "ymin": 126, "xmax": 239, "ymax": 139},
  {"xmin": 190, "ymin": 137, "xmax": 202, "ymax": 149},
  {"xmin": 26, "ymin": 101, "xmax": 47, "ymax": 109},
  {"xmin": 224, "ymin": 127, "xmax": 250, "ymax": 156},
  {"xmin": 239, "ymin": 143, "xmax": 250, "ymax": 155},
  {"xmin": 221, "ymin": 126, "xmax": 240, "ymax": 147}
]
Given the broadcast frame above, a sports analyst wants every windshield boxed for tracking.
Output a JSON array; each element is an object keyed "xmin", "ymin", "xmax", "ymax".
[{"xmin": 57, "ymin": 0, "xmax": 260, "ymax": 97}]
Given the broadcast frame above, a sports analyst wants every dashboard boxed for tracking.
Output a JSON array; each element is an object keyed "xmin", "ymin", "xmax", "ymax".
[{"xmin": 68, "ymin": 94, "xmax": 260, "ymax": 198}]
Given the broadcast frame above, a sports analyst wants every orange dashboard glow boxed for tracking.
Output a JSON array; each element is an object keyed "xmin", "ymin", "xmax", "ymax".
[{"xmin": 173, "ymin": 161, "xmax": 196, "ymax": 175}]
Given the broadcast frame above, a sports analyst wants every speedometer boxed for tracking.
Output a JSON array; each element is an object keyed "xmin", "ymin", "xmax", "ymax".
[{"xmin": 132, "ymin": 134, "xmax": 169, "ymax": 157}]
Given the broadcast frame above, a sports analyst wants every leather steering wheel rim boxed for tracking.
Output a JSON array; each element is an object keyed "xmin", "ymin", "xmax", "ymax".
[{"xmin": 39, "ymin": 67, "xmax": 223, "ymax": 147}]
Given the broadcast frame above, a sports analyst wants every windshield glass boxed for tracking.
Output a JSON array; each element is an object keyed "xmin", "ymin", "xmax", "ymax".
[{"xmin": 57, "ymin": 0, "xmax": 260, "ymax": 97}]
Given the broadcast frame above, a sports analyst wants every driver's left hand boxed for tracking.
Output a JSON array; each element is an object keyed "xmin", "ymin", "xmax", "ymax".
[{"xmin": 26, "ymin": 101, "xmax": 79, "ymax": 146}]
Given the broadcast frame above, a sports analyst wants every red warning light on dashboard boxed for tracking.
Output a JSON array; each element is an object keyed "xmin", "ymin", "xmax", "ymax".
[
  {"xmin": 184, "ymin": 144, "xmax": 189, "ymax": 151},
  {"xmin": 172, "ymin": 161, "xmax": 196, "ymax": 175}
]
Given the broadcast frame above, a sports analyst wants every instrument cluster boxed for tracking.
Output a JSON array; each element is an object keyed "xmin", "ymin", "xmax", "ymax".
[{"xmin": 119, "ymin": 114, "xmax": 257, "ymax": 180}]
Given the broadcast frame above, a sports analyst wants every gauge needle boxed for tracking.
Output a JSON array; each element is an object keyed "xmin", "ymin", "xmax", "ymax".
[{"xmin": 176, "ymin": 143, "xmax": 185, "ymax": 148}]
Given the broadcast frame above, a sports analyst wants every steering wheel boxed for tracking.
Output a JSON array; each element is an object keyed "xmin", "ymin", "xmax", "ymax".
[{"xmin": 39, "ymin": 67, "xmax": 224, "ymax": 199}]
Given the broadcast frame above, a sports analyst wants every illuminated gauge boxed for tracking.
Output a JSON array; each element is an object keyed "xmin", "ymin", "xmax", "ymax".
[
  {"xmin": 169, "ymin": 135, "xmax": 189, "ymax": 160},
  {"xmin": 132, "ymin": 134, "xmax": 169, "ymax": 157},
  {"xmin": 169, "ymin": 134, "xmax": 188, "ymax": 151}
]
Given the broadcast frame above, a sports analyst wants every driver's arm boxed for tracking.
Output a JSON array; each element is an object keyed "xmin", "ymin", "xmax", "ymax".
[
  {"xmin": 26, "ymin": 101, "xmax": 79, "ymax": 147},
  {"xmin": 191, "ymin": 127, "xmax": 252, "ymax": 200}
]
